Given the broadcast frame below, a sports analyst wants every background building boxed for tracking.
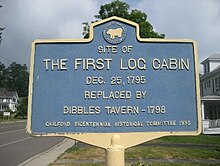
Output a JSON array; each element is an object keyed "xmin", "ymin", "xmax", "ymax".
[
  {"xmin": 0, "ymin": 88, "xmax": 19, "ymax": 112},
  {"xmin": 200, "ymin": 54, "xmax": 220, "ymax": 134}
]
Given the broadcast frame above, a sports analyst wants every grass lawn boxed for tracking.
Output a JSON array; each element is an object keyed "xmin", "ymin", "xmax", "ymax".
[
  {"xmin": 157, "ymin": 135, "xmax": 220, "ymax": 145},
  {"xmin": 49, "ymin": 134, "xmax": 220, "ymax": 166}
]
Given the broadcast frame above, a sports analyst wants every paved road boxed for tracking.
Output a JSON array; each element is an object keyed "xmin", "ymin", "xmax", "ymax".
[{"xmin": 0, "ymin": 121, "xmax": 65, "ymax": 166}]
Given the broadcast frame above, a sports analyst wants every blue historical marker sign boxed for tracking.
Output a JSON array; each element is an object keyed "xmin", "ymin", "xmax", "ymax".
[{"xmin": 28, "ymin": 17, "xmax": 201, "ymax": 134}]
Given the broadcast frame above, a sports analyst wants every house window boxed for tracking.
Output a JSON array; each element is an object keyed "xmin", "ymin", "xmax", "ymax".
[
  {"xmin": 215, "ymin": 77, "xmax": 219, "ymax": 92},
  {"xmin": 216, "ymin": 105, "xmax": 220, "ymax": 119},
  {"xmin": 201, "ymin": 84, "xmax": 204, "ymax": 96},
  {"xmin": 219, "ymin": 77, "xmax": 220, "ymax": 92},
  {"xmin": 205, "ymin": 103, "xmax": 215, "ymax": 120},
  {"xmin": 208, "ymin": 80, "xmax": 211, "ymax": 88},
  {"xmin": 212, "ymin": 79, "xmax": 215, "ymax": 93},
  {"xmin": 205, "ymin": 102, "xmax": 220, "ymax": 120}
]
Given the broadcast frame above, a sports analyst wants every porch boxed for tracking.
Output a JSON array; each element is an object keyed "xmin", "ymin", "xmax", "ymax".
[{"xmin": 201, "ymin": 95, "xmax": 220, "ymax": 134}]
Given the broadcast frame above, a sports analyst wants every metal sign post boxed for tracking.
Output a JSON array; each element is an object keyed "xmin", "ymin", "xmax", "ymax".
[
  {"xmin": 27, "ymin": 16, "xmax": 201, "ymax": 166},
  {"xmin": 106, "ymin": 134, "xmax": 124, "ymax": 166}
]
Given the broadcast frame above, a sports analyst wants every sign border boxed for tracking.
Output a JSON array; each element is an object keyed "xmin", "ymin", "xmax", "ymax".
[{"xmin": 27, "ymin": 16, "xmax": 201, "ymax": 149}]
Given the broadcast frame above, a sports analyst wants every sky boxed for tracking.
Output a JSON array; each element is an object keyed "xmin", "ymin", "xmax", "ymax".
[{"xmin": 0, "ymin": 0, "xmax": 220, "ymax": 73}]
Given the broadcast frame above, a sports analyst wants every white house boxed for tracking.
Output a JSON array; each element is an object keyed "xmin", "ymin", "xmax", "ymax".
[
  {"xmin": 200, "ymin": 54, "xmax": 220, "ymax": 134},
  {"xmin": 0, "ymin": 88, "xmax": 19, "ymax": 112}
]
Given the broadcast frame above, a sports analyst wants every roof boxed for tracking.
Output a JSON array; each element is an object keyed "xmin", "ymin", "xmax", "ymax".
[
  {"xmin": 207, "ymin": 53, "xmax": 220, "ymax": 59},
  {"xmin": 201, "ymin": 53, "xmax": 220, "ymax": 64},
  {"xmin": 0, "ymin": 88, "xmax": 18, "ymax": 98},
  {"xmin": 200, "ymin": 65, "xmax": 220, "ymax": 81}
]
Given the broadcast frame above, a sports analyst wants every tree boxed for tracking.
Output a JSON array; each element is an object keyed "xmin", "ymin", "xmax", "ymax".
[
  {"xmin": 0, "ymin": 27, "xmax": 4, "ymax": 44},
  {"xmin": 4, "ymin": 62, "xmax": 29, "ymax": 97},
  {"xmin": 0, "ymin": 62, "xmax": 6, "ymax": 87},
  {"xmin": 16, "ymin": 97, "xmax": 28, "ymax": 118},
  {"xmin": 95, "ymin": 0, "xmax": 130, "ymax": 20},
  {"xmin": 83, "ymin": 0, "xmax": 165, "ymax": 39},
  {"xmin": 0, "ymin": 5, "xmax": 5, "ymax": 44}
]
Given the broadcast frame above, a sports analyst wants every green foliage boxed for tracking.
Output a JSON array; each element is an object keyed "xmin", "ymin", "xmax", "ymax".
[
  {"xmin": 65, "ymin": 145, "xmax": 80, "ymax": 153},
  {"xmin": 131, "ymin": 162, "xmax": 149, "ymax": 166},
  {"xmin": 5, "ymin": 108, "xmax": 12, "ymax": 112},
  {"xmin": 131, "ymin": 163, "xmax": 208, "ymax": 166},
  {"xmin": 0, "ymin": 61, "xmax": 29, "ymax": 117},
  {"xmin": 84, "ymin": 0, "xmax": 165, "ymax": 39},
  {"xmin": 158, "ymin": 135, "xmax": 220, "ymax": 145},
  {"xmin": 0, "ymin": 62, "xmax": 6, "ymax": 87},
  {"xmin": 3, "ymin": 62, "xmax": 29, "ymax": 97},
  {"xmin": 95, "ymin": 0, "xmax": 130, "ymax": 20},
  {"xmin": 0, "ymin": 5, "xmax": 5, "ymax": 44},
  {"xmin": 129, "ymin": 9, "xmax": 165, "ymax": 38},
  {"xmin": 16, "ymin": 97, "xmax": 28, "ymax": 118},
  {"xmin": 50, "ymin": 135, "xmax": 220, "ymax": 166}
]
